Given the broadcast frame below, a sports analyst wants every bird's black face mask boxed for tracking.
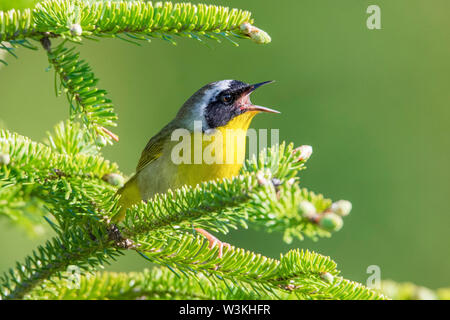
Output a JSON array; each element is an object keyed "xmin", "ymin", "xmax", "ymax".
[{"xmin": 204, "ymin": 80, "xmax": 276, "ymax": 129}]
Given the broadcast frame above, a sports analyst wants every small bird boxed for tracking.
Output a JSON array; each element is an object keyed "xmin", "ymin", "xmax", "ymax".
[{"xmin": 117, "ymin": 80, "xmax": 279, "ymax": 255}]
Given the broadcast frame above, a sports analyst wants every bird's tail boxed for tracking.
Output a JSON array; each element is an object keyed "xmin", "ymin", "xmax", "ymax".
[{"xmin": 115, "ymin": 174, "xmax": 141, "ymax": 222}]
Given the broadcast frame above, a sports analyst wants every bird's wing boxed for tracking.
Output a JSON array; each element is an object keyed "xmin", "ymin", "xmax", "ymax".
[{"xmin": 136, "ymin": 125, "xmax": 172, "ymax": 173}]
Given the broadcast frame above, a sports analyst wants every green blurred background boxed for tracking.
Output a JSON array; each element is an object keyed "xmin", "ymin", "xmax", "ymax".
[{"xmin": 1, "ymin": 0, "xmax": 449, "ymax": 289}]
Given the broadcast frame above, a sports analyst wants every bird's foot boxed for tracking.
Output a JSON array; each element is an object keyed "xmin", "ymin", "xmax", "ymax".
[{"xmin": 195, "ymin": 228, "xmax": 230, "ymax": 258}]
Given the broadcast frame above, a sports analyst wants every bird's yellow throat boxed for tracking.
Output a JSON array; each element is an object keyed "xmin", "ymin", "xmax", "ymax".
[{"xmin": 176, "ymin": 111, "xmax": 258, "ymax": 186}]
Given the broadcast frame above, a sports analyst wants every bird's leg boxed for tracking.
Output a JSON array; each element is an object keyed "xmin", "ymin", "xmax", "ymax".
[{"xmin": 195, "ymin": 228, "xmax": 230, "ymax": 258}]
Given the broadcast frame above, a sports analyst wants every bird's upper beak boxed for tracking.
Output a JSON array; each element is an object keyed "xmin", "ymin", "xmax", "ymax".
[{"xmin": 242, "ymin": 81, "xmax": 280, "ymax": 114}]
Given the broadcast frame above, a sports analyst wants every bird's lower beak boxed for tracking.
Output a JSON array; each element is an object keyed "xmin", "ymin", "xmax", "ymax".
[
  {"xmin": 244, "ymin": 81, "xmax": 280, "ymax": 114},
  {"xmin": 245, "ymin": 105, "xmax": 280, "ymax": 114}
]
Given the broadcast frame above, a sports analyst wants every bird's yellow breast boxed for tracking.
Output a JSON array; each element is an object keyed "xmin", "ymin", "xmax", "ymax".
[{"xmin": 175, "ymin": 111, "xmax": 257, "ymax": 187}]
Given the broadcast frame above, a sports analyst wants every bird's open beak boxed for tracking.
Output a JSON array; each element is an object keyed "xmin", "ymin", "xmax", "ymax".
[{"xmin": 243, "ymin": 81, "xmax": 280, "ymax": 114}]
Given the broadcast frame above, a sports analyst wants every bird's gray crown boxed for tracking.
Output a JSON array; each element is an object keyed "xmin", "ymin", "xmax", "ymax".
[{"xmin": 175, "ymin": 80, "xmax": 250, "ymax": 130}]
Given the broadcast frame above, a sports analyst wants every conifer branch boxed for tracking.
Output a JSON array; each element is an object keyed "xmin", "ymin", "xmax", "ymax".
[
  {"xmin": 45, "ymin": 41, "xmax": 119, "ymax": 143},
  {"xmin": 0, "ymin": 129, "xmax": 119, "ymax": 184},
  {"xmin": 130, "ymin": 233, "xmax": 385, "ymax": 299},
  {"xmin": 0, "ymin": 129, "xmax": 120, "ymax": 230},
  {"xmin": 0, "ymin": 227, "xmax": 122, "ymax": 300},
  {"xmin": 44, "ymin": 120, "xmax": 103, "ymax": 156},
  {"xmin": 1, "ymin": 0, "xmax": 269, "ymax": 45},
  {"xmin": 0, "ymin": 8, "xmax": 35, "ymax": 43},
  {"xmin": 24, "ymin": 255, "xmax": 386, "ymax": 300},
  {"xmin": 27, "ymin": 268, "xmax": 276, "ymax": 300}
]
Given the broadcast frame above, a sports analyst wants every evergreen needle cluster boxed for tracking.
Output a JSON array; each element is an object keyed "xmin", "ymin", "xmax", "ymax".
[{"xmin": 0, "ymin": 0, "xmax": 386, "ymax": 300}]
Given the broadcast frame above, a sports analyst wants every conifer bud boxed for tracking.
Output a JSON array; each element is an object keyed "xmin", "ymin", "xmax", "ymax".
[
  {"xmin": 298, "ymin": 200, "xmax": 316, "ymax": 218},
  {"xmin": 331, "ymin": 200, "xmax": 352, "ymax": 216},
  {"xmin": 293, "ymin": 145, "xmax": 313, "ymax": 162},
  {"xmin": 414, "ymin": 286, "xmax": 437, "ymax": 300},
  {"xmin": 70, "ymin": 24, "xmax": 83, "ymax": 37},
  {"xmin": 95, "ymin": 135, "xmax": 107, "ymax": 148},
  {"xmin": 102, "ymin": 173, "xmax": 124, "ymax": 188},
  {"xmin": 271, "ymin": 178, "xmax": 282, "ymax": 187},
  {"xmin": 239, "ymin": 23, "xmax": 271, "ymax": 44},
  {"xmin": 0, "ymin": 153, "xmax": 10, "ymax": 166},
  {"xmin": 320, "ymin": 272, "xmax": 334, "ymax": 283},
  {"xmin": 287, "ymin": 178, "xmax": 296, "ymax": 185},
  {"xmin": 319, "ymin": 213, "xmax": 343, "ymax": 231},
  {"xmin": 256, "ymin": 170, "xmax": 271, "ymax": 186}
]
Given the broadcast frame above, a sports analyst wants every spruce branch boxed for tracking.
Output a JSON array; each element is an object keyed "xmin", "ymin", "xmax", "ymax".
[
  {"xmin": 1, "ymin": 230, "xmax": 386, "ymax": 300},
  {"xmin": 0, "ymin": 129, "xmax": 119, "ymax": 184},
  {"xmin": 131, "ymin": 233, "xmax": 386, "ymax": 299},
  {"xmin": 0, "ymin": 8, "xmax": 35, "ymax": 43},
  {"xmin": 0, "ymin": 129, "xmax": 120, "ymax": 230},
  {"xmin": 28, "ymin": 268, "xmax": 389, "ymax": 300},
  {"xmin": 45, "ymin": 41, "xmax": 119, "ymax": 143},
  {"xmin": 0, "ymin": 183, "xmax": 47, "ymax": 236},
  {"xmin": 28, "ymin": 268, "xmax": 278, "ymax": 300},
  {"xmin": 0, "ymin": 226, "xmax": 122, "ymax": 300},
  {"xmin": 44, "ymin": 120, "xmax": 103, "ymax": 156},
  {"xmin": 1, "ymin": 1, "xmax": 269, "ymax": 45},
  {"xmin": 24, "ymin": 248, "xmax": 386, "ymax": 300}
]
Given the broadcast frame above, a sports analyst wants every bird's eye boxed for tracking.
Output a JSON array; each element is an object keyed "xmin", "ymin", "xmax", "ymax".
[{"xmin": 221, "ymin": 94, "xmax": 233, "ymax": 104}]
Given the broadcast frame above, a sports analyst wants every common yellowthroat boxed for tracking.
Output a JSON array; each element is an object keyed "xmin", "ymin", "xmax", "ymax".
[{"xmin": 117, "ymin": 80, "xmax": 278, "ymax": 253}]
